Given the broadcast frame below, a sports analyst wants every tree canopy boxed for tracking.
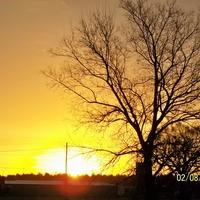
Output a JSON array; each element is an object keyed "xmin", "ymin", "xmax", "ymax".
[{"xmin": 42, "ymin": 0, "xmax": 200, "ymax": 199}]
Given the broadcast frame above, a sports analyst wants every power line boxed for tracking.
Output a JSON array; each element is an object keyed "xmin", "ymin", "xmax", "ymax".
[
  {"xmin": 0, "ymin": 133, "xmax": 61, "ymax": 141},
  {"xmin": 0, "ymin": 145, "xmax": 64, "ymax": 153}
]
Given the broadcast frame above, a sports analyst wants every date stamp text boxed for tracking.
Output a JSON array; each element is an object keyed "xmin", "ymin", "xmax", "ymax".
[{"xmin": 176, "ymin": 173, "xmax": 200, "ymax": 182}]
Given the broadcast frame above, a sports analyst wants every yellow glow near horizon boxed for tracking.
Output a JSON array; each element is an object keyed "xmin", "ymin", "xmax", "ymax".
[
  {"xmin": 1, "ymin": 0, "xmax": 199, "ymax": 178},
  {"xmin": 34, "ymin": 147, "xmax": 101, "ymax": 176}
]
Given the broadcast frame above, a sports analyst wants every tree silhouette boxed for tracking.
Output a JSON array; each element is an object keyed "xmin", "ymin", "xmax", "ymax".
[
  {"xmin": 42, "ymin": 0, "xmax": 200, "ymax": 199},
  {"xmin": 154, "ymin": 124, "xmax": 200, "ymax": 200}
]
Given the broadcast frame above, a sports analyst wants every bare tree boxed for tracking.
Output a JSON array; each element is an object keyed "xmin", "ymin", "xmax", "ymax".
[{"xmin": 42, "ymin": 0, "xmax": 200, "ymax": 199}]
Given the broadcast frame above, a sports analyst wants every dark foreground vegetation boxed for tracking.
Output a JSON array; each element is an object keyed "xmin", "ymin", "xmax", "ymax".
[{"xmin": 0, "ymin": 173, "xmax": 199, "ymax": 200}]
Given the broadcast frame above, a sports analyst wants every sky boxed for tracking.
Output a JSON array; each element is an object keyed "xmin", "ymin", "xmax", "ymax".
[{"xmin": 0, "ymin": 0, "xmax": 200, "ymax": 176}]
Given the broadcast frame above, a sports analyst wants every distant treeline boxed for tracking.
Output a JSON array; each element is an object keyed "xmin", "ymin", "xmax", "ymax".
[
  {"xmin": 4, "ymin": 173, "xmax": 128, "ymax": 184},
  {"xmin": 3, "ymin": 173, "xmax": 200, "ymax": 198}
]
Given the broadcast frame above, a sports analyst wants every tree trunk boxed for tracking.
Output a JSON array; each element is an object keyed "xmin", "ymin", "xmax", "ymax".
[
  {"xmin": 144, "ymin": 149, "xmax": 156, "ymax": 200},
  {"xmin": 179, "ymin": 181, "xmax": 191, "ymax": 200}
]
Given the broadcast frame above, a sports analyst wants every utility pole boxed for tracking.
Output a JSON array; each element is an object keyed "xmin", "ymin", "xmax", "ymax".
[{"xmin": 65, "ymin": 142, "xmax": 68, "ymax": 175}]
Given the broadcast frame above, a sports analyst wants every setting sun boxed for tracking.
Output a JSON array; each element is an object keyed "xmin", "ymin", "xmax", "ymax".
[{"xmin": 35, "ymin": 147, "xmax": 100, "ymax": 176}]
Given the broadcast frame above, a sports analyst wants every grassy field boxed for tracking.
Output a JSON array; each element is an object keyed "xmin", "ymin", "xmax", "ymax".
[
  {"xmin": 0, "ymin": 198, "xmax": 129, "ymax": 200},
  {"xmin": 1, "ymin": 182, "xmax": 129, "ymax": 200},
  {"xmin": 2, "ymin": 183, "xmax": 119, "ymax": 198},
  {"xmin": 0, "ymin": 198, "xmax": 65, "ymax": 200}
]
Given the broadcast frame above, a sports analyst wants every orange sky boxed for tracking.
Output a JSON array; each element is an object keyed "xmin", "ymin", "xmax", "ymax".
[{"xmin": 0, "ymin": 0, "xmax": 199, "ymax": 176}]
